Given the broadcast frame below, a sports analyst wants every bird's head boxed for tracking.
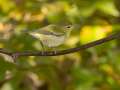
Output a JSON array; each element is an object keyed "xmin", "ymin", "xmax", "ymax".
[
  {"xmin": 64, "ymin": 25, "xmax": 74, "ymax": 31},
  {"xmin": 60, "ymin": 24, "xmax": 74, "ymax": 37}
]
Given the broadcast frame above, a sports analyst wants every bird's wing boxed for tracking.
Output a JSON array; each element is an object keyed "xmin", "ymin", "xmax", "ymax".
[{"xmin": 34, "ymin": 24, "xmax": 64, "ymax": 36}]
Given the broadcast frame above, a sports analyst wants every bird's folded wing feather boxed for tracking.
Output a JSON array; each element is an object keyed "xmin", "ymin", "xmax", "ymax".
[{"xmin": 34, "ymin": 24, "xmax": 65, "ymax": 36}]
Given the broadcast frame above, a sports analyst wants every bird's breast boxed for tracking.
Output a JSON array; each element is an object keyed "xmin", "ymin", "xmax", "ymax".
[{"xmin": 42, "ymin": 35, "xmax": 66, "ymax": 47}]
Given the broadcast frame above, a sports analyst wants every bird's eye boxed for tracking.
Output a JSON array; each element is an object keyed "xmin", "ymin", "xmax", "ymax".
[{"xmin": 66, "ymin": 25, "xmax": 71, "ymax": 28}]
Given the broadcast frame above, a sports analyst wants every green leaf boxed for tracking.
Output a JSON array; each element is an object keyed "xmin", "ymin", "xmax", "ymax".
[
  {"xmin": 97, "ymin": 0, "xmax": 119, "ymax": 16},
  {"xmin": 0, "ymin": 59, "xmax": 15, "ymax": 80}
]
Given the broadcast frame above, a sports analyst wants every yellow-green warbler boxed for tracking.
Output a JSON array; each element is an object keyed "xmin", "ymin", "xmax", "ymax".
[{"xmin": 24, "ymin": 24, "xmax": 75, "ymax": 48}]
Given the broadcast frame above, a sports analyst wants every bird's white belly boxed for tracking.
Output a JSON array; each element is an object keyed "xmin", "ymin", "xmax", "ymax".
[
  {"xmin": 29, "ymin": 33, "xmax": 66, "ymax": 47},
  {"xmin": 41, "ymin": 35, "xmax": 65, "ymax": 47}
]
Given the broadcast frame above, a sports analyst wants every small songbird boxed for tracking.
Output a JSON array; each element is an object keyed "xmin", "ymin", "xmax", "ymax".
[{"xmin": 25, "ymin": 24, "xmax": 74, "ymax": 48}]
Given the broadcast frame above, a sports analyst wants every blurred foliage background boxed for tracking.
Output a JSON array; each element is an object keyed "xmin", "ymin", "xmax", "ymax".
[{"xmin": 0, "ymin": 0, "xmax": 120, "ymax": 90}]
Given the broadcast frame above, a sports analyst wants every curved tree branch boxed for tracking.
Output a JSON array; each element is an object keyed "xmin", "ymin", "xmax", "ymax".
[{"xmin": 0, "ymin": 32, "xmax": 120, "ymax": 61}]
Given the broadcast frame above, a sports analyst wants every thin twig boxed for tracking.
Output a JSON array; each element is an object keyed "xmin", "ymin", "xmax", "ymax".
[{"xmin": 0, "ymin": 32, "xmax": 120, "ymax": 61}]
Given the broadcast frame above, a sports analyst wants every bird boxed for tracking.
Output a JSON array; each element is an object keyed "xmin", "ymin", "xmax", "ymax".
[{"xmin": 24, "ymin": 24, "xmax": 74, "ymax": 49}]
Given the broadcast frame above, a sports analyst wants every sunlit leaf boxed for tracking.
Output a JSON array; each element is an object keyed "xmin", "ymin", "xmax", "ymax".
[
  {"xmin": 0, "ymin": 0, "xmax": 15, "ymax": 12},
  {"xmin": 80, "ymin": 25, "xmax": 111, "ymax": 44}
]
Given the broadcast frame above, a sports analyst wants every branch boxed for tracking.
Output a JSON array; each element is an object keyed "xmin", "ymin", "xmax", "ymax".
[{"xmin": 0, "ymin": 32, "xmax": 120, "ymax": 61}]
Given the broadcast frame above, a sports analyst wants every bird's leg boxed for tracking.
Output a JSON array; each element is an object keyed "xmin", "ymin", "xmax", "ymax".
[
  {"xmin": 52, "ymin": 47, "xmax": 57, "ymax": 54},
  {"xmin": 48, "ymin": 47, "xmax": 57, "ymax": 52}
]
